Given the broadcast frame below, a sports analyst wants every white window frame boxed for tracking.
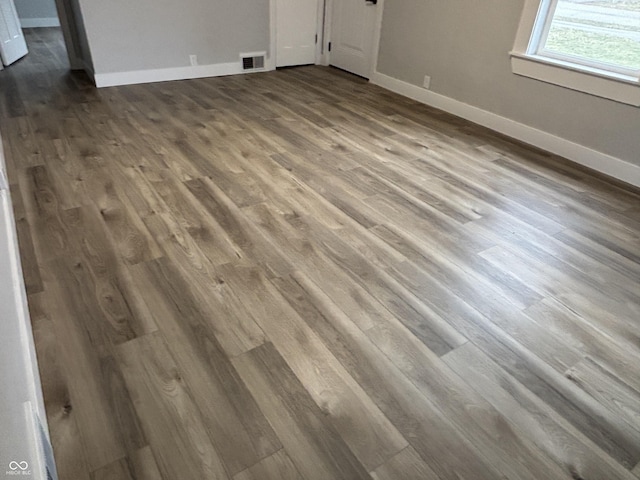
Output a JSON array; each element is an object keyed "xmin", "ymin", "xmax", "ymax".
[{"xmin": 510, "ymin": 0, "xmax": 640, "ymax": 106}]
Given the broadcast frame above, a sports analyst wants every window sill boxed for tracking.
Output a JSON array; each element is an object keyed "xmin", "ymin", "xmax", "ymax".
[{"xmin": 510, "ymin": 52, "xmax": 640, "ymax": 107}]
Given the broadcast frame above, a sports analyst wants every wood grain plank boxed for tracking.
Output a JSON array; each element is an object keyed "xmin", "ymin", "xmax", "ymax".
[
  {"xmin": 10, "ymin": 184, "xmax": 43, "ymax": 293},
  {"xmin": 443, "ymin": 342, "xmax": 638, "ymax": 480},
  {"xmin": 147, "ymin": 170, "xmax": 242, "ymax": 265},
  {"xmin": 232, "ymin": 342, "xmax": 376, "ymax": 480},
  {"xmin": 269, "ymin": 270, "xmax": 505, "ymax": 480},
  {"xmin": 566, "ymin": 358, "xmax": 640, "ymax": 437},
  {"xmin": 5, "ymin": 29, "xmax": 640, "ymax": 480},
  {"xmin": 18, "ymin": 165, "xmax": 76, "ymax": 262},
  {"xmin": 555, "ymin": 228, "xmax": 640, "ymax": 284},
  {"xmin": 40, "ymin": 262, "xmax": 130, "ymax": 471},
  {"xmin": 116, "ymin": 332, "xmax": 230, "ymax": 480},
  {"xmin": 373, "ymin": 226, "xmax": 581, "ymax": 371},
  {"xmin": 300, "ymin": 217, "xmax": 468, "ymax": 355},
  {"xmin": 81, "ymin": 165, "xmax": 162, "ymax": 266},
  {"xmin": 220, "ymin": 264, "xmax": 408, "ymax": 471},
  {"xmin": 374, "ymin": 249, "xmax": 640, "ymax": 467},
  {"xmin": 233, "ymin": 450, "xmax": 304, "ymax": 480},
  {"xmin": 125, "ymin": 446, "xmax": 165, "ymax": 480},
  {"xmin": 478, "ymin": 244, "xmax": 640, "ymax": 327},
  {"xmin": 241, "ymin": 202, "xmax": 395, "ymax": 332},
  {"xmin": 185, "ymin": 176, "xmax": 293, "ymax": 277},
  {"xmin": 30, "ymin": 310, "xmax": 92, "ymax": 480},
  {"xmin": 466, "ymin": 210, "xmax": 640, "ymax": 308},
  {"xmin": 364, "ymin": 313, "xmax": 574, "ymax": 480},
  {"xmin": 524, "ymin": 297, "xmax": 640, "ymax": 393},
  {"xmin": 370, "ymin": 446, "xmax": 440, "ymax": 480},
  {"xmin": 60, "ymin": 205, "xmax": 159, "ymax": 341},
  {"xmin": 128, "ymin": 258, "xmax": 280, "ymax": 474},
  {"xmin": 135, "ymin": 251, "xmax": 264, "ymax": 357},
  {"xmin": 243, "ymin": 200, "xmax": 465, "ymax": 353},
  {"xmin": 91, "ymin": 457, "xmax": 134, "ymax": 480}
]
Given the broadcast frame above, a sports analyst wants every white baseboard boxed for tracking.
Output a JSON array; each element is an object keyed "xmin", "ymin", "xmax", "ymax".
[
  {"xmin": 371, "ymin": 71, "xmax": 640, "ymax": 188},
  {"xmin": 94, "ymin": 62, "xmax": 268, "ymax": 88},
  {"xmin": 19, "ymin": 17, "xmax": 60, "ymax": 28}
]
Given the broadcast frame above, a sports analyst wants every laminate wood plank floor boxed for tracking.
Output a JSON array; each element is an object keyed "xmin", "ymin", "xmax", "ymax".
[{"xmin": 2, "ymin": 28, "xmax": 640, "ymax": 480}]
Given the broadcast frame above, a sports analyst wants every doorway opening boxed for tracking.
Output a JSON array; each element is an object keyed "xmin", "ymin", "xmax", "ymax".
[
  {"xmin": 15, "ymin": 0, "xmax": 60, "ymax": 29},
  {"xmin": 1, "ymin": 0, "xmax": 93, "ymax": 78}
]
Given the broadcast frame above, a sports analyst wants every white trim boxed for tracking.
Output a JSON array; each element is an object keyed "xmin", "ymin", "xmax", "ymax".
[
  {"xmin": 268, "ymin": 0, "xmax": 277, "ymax": 70},
  {"xmin": 371, "ymin": 71, "xmax": 640, "ymax": 188},
  {"xmin": 511, "ymin": 54, "xmax": 640, "ymax": 106},
  {"xmin": 513, "ymin": 0, "xmax": 540, "ymax": 51},
  {"xmin": 369, "ymin": 0, "xmax": 385, "ymax": 78},
  {"xmin": 512, "ymin": 0, "xmax": 640, "ymax": 106},
  {"xmin": 315, "ymin": 0, "xmax": 326, "ymax": 64},
  {"xmin": 94, "ymin": 61, "xmax": 264, "ymax": 88},
  {"xmin": 320, "ymin": 0, "xmax": 333, "ymax": 66},
  {"xmin": 19, "ymin": 17, "xmax": 60, "ymax": 28},
  {"xmin": 513, "ymin": 52, "xmax": 639, "ymax": 85}
]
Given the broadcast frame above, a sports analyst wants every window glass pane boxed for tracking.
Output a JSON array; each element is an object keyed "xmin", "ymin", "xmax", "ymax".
[{"xmin": 543, "ymin": 0, "xmax": 640, "ymax": 71}]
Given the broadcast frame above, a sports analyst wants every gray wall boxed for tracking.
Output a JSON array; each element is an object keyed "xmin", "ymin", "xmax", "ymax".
[
  {"xmin": 377, "ymin": 0, "xmax": 640, "ymax": 168},
  {"xmin": 76, "ymin": 0, "xmax": 269, "ymax": 75},
  {"xmin": 15, "ymin": 0, "xmax": 58, "ymax": 20}
]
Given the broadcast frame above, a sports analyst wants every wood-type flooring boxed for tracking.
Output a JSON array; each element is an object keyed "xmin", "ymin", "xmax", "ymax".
[{"xmin": 1, "ymin": 28, "xmax": 640, "ymax": 480}]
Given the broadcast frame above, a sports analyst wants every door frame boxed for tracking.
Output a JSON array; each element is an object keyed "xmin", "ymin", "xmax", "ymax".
[
  {"xmin": 52, "ymin": 0, "xmax": 82, "ymax": 70},
  {"xmin": 321, "ymin": 0, "xmax": 386, "ymax": 79},
  {"xmin": 268, "ymin": 0, "xmax": 326, "ymax": 70}
]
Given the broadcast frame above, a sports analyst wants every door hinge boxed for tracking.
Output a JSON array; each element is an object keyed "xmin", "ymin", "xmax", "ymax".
[
  {"xmin": 328, "ymin": 42, "xmax": 332, "ymax": 52},
  {"xmin": 315, "ymin": 34, "xmax": 318, "ymax": 44}
]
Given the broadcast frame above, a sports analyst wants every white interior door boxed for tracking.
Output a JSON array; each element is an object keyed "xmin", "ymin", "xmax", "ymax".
[
  {"xmin": 0, "ymin": 0, "xmax": 28, "ymax": 66},
  {"xmin": 276, "ymin": 0, "xmax": 318, "ymax": 67},
  {"xmin": 329, "ymin": 0, "xmax": 378, "ymax": 78}
]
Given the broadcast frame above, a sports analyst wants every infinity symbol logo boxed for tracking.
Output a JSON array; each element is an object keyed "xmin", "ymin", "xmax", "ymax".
[{"xmin": 8, "ymin": 461, "xmax": 29, "ymax": 471}]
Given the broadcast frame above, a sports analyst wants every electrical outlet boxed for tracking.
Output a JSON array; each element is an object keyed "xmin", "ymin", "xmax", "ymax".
[
  {"xmin": 189, "ymin": 55, "xmax": 198, "ymax": 66},
  {"xmin": 423, "ymin": 75, "xmax": 431, "ymax": 89}
]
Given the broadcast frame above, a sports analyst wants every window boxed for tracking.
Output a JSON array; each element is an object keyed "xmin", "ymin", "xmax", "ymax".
[{"xmin": 511, "ymin": 0, "xmax": 640, "ymax": 106}]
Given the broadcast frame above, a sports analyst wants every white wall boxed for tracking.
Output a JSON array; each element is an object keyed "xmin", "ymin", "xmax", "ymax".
[
  {"xmin": 15, "ymin": 0, "xmax": 59, "ymax": 27},
  {"xmin": 376, "ymin": 0, "xmax": 640, "ymax": 171},
  {"xmin": 76, "ymin": 0, "xmax": 269, "ymax": 78}
]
